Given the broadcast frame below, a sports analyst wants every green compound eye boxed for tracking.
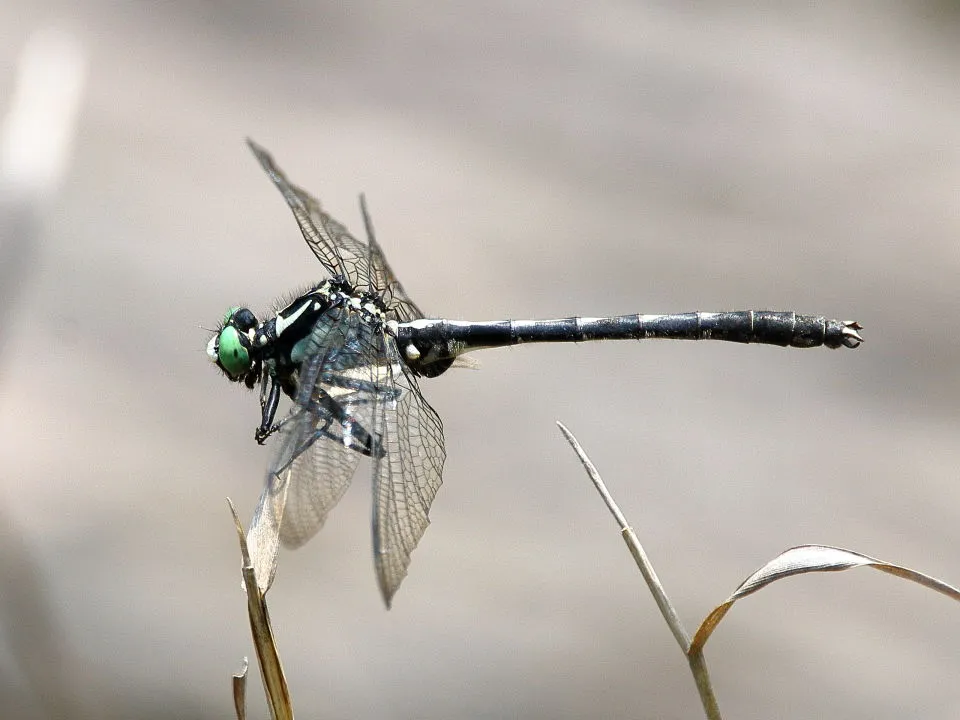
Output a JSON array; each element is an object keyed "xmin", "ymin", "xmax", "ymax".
[{"xmin": 217, "ymin": 325, "xmax": 251, "ymax": 377}]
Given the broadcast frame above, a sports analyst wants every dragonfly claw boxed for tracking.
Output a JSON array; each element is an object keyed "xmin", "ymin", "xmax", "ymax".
[{"xmin": 840, "ymin": 321, "xmax": 864, "ymax": 349}]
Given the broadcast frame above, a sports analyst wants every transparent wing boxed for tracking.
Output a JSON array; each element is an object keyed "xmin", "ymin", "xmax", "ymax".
[
  {"xmin": 359, "ymin": 195, "xmax": 425, "ymax": 322},
  {"xmin": 277, "ymin": 398, "xmax": 366, "ymax": 549},
  {"xmin": 247, "ymin": 139, "xmax": 373, "ymax": 291},
  {"xmin": 247, "ymin": 399, "xmax": 363, "ymax": 591},
  {"xmin": 247, "ymin": 139, "xmax": 425, "ymax": 323},
  {"xmin": 246, "ymin": 307, "xmax": 382, "ymax": 591},
  {"xmin": 371, "ymin": 336, "xmax": 446, "ymax": 606}
]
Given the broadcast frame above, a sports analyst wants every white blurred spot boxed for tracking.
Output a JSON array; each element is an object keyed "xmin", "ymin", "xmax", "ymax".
[{"xmin": 0, "ymin": 28, "xmax": 87, "ymax": 198}]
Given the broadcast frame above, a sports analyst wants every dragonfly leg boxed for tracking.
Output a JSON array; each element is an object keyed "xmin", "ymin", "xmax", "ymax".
[
  {"xmin": 311, "ymin": 390, "xmax": 383, "ymax": 458},
  {"xmin": 256, "ymin": 377, "xmax": 282, "ymax": 444},
  {"xmin": 265, "ymin": 384, "xmax": 384, "ymax": 467},
  {"xmin": 271, "ymin": 400, "xmax": 383, "ymax": 480},
  {"xmin": 270, "ymin": 412, "xmax": 335, "ymax": 477}
]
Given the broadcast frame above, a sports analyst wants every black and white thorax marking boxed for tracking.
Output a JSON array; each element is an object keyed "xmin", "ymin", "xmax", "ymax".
[
  {"xmin": 261, "ymin": 280, "xmax": 389, "ymax": 375},
  {"xmin": 209, "ymin": 277, "xmax": 397, "ymax": 447}
]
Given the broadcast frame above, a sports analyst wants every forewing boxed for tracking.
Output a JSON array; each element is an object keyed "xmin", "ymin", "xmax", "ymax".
[
  {"xmin": 247, "ymin": 139, "xmax": 373, "ymax": 290},
  {"xmin": 247, "ymin": 140, "xmax": 426, "ymax": 322},
  {"xmin": 246, "ymin": 307, "xmax": 381, "ymax": 591},
  {"xmin": 276, "ymin": 404, "xmax": 365, "ymax": 549},
  {"xmin": 282, "ymin": 306, "xmax": 388, "ymax": 542},
  {"xmin": 371, "ymin": 337, "xmax": 446, "ymax": 606},
  {"xmin": 247, "ymin": 458, "xmax": 290, "ymax": 593},
  {"xmin": 246, "ymin": 401, "xmax": 362, "ymax": 592}
]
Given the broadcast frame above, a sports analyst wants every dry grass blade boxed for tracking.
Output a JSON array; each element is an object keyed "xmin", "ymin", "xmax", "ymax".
[
  {"xmin": 556, "ymin": 422, "xmax": 690, "ymax": 648},
  {"xmin": 556, "ymin": 422, "xmax": 721, "ymax": 720},
  {"xmin": 229, "ymin": 499, "xmax": 295, "ymax": 720},
  {"xmin": 233, "ymin": 658, "xmax": 248, "ymax": 720},
  {"xmin": 690, "ymin": 544, "xmax": 960, "ymax": 653}
]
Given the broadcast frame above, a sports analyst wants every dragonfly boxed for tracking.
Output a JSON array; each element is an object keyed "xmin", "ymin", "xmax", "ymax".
[{"xmin": 207, "ymin": 140, "xmax": 863, "ymax": 607}]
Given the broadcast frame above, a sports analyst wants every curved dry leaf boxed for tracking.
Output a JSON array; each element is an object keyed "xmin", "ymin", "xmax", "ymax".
[{"xmin": 690, "ymin": 544, "xmax": 960, "ymax": 654}]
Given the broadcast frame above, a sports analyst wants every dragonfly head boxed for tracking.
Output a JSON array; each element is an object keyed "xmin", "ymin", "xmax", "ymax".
[{"xmin": 207, "ymin": 306, "xmax": 260, "ymax": 385}]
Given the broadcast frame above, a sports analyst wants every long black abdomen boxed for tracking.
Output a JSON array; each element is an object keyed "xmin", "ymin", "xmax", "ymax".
[
  {"xmin": 395, "ymin": 311, "xmax": 863, "ymax": 365},
  {"xmin": 566, "ymin": 311, "xmax": 862, "ymax": 348}
]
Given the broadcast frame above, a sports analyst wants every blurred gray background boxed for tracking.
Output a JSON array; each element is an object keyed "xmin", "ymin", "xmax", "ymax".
[{"xmin": 1, "ymin": 2, "xmax": 959, "ymax": 718}]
